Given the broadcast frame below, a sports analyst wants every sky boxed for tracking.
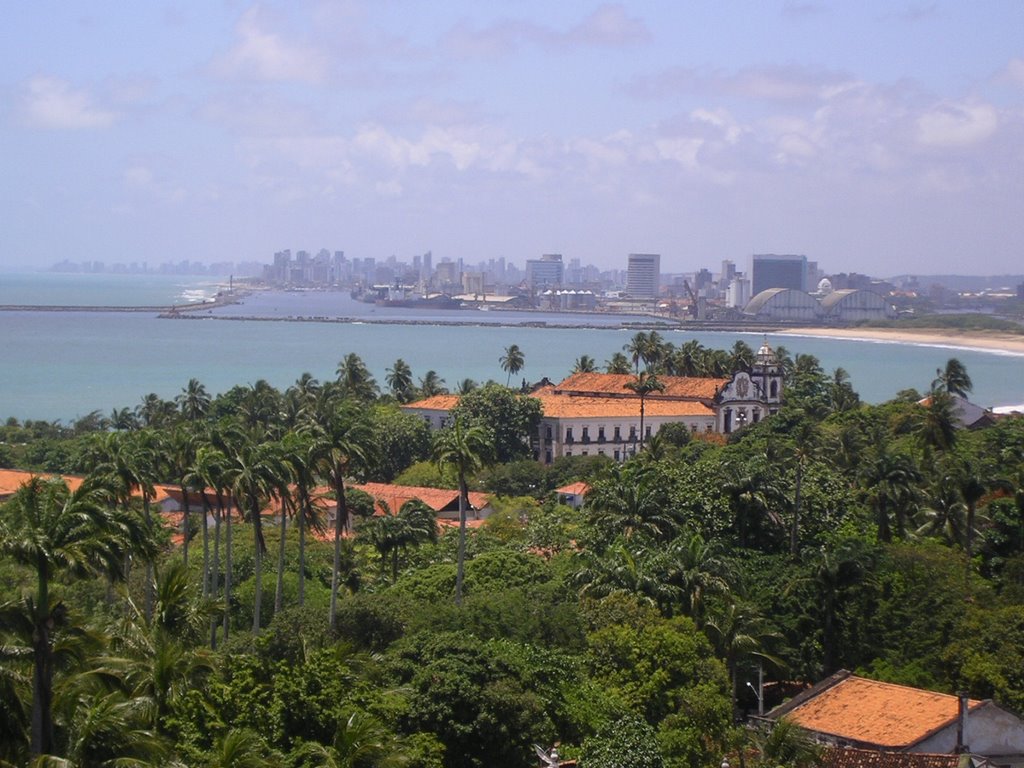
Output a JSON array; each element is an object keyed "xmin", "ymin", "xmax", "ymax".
[{"xmin": 1, "ymin": 1, "xmax": 1023, "ymax": 277}]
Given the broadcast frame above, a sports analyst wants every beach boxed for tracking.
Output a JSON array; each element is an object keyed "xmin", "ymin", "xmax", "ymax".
[{"xmin": 778, "ymin": 327, "xmax": 1024, "ymax": 356}]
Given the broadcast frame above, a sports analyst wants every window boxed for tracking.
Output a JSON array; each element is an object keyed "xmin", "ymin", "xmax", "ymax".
[
  {"xmin": 690, "ymin": 423, "xmax": 697, "ymax": 432},
  {"xmin": 565, "ymin": 427, "xmax": 574, "ymax": 443},
  {"xmin": 544, "ymin": 425, "xmax": 552, "ymax": 441},
  {"xmin": 598, "ymin": 426, "xmax": 606, "ymax": 442},
  {"xmin": 629, "ymin": 425, "xmax": 637, "ymax": 439},
  {"xmin": 613, "ymin": 426, "xmax": 621, "ymax": 441},
  {"xmin": 565, "ymin": 450, "xmax": 572, "ymax": 457},
  {"xmin": 645, "ymin": 425, "xmax": 652, "ymax": 438},
  {"xmin": 582, "ymin": 427, "xmax": 590, "ymax": 443},
  {"xmin": 752, "ymin": 409, "xmax": 760, "ymax": 423},
  {"xmin": 770, "ymin": 380, "xmax": 779, "ymax": 398},
  {"xmin": 613, "ymin": 449, "xmax": 620, "ymax": 461},
  {"xmin": 545, "ymin": 450, "xmax": 552, "ymax": 464}
]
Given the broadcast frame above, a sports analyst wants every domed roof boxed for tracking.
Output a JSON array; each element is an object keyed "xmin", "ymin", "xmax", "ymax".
[
  {"xmin": 817, "ymin": 278, "xmax": 833, "ymax": 294},
  {"xmin": 756, "ymin": 337, "xmax": 777, "ymax": 364}
]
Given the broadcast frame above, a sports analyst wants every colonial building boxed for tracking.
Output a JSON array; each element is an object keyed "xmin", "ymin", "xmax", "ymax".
[{"xmin": 402, "ymin": 341, "xmax": 784, "ymax": 464}]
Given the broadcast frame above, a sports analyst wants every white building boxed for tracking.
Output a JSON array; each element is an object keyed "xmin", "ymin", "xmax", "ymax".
[
  {"xmin": 626, "ymin": 253, "xmax": 661, "ymax": 298},
  {"xmin": 403, "ymin": 342, "xmax": 785, "ymax": 464}
]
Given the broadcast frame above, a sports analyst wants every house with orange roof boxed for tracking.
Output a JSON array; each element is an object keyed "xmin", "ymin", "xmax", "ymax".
[
  {"xmin": 403, "ymin": 341, "xmax": 784, "ymax": 463},
  {"xmin": 351, "ymin": 482, "xmax": 492, "ymax": 521},
  {"xmin": 555, "ymin": 482, "xmax": 590, "ymax": 509},
  {"xmin": 765, "ymin": 670, "xmax": 1024, "ymax": 763}
]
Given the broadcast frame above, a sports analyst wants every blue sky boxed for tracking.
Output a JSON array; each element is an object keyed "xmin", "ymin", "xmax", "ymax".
[{"xmin": 2, "ymin": 1, "xmax": 1022, "ymax": 276}]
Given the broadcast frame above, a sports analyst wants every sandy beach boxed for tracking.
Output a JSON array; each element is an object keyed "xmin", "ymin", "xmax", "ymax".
[{"xmin": 778, "ymin": 327, "xmax": 1024, "ymax": 356}]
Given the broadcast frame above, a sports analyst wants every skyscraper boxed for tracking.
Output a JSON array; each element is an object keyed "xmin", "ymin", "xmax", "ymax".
[
  {"xmin": 751, "ymin": 254, "xmax": 808, "ymax": 295},
  {"xmin": 626, "ymin": 253, "xmax": 660, "ymax": 298},
  {"xmin": 526, "ymin": 254, "xmax": 564, "ymax": 291}
]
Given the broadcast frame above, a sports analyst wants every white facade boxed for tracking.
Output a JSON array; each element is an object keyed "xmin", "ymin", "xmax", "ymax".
[{"xmin": 626, "ymin": 253, "xmax": 661, "ymax": 298}]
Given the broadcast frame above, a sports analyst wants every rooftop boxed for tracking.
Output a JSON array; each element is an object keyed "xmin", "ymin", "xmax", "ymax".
[
  {"xmin": 769, "ymin": 671, "xmax": 985, "ymax": 749},
  {"xmin": 553, "ymin": 372, "xmax": 728, "ymax": 400}
]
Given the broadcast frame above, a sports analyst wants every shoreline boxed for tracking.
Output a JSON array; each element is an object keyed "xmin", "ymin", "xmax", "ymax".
[{"xmin": 778, "ymin": 327, "xmax": 1024, "ymax": 356}]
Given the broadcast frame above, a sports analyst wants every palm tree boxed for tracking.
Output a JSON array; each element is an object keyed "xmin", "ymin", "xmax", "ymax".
[
  {"xmin": 860, "ymin": 445, "xmax": 921, "ymax": 542},
  {"xmin": 587, "ymin": 472, "xmax": 679, "ymax": 543},
  {"xmin": 673, "ymin": 339, "xmax": 704, "ymax": 377},
  {"xmin": 418, "ymin": 370, "xmax": 447, "ymax": 397},
  {"xmin": 572, "ymin": 355, "xmax": 596, "ymax": 373},
  {"xmin": 704, "ymin": 601, "xmax": 783, "ymax": 711},
  {"xmin": 308, "ymin": 396, "xmax": 373, "ymax": 629},
  {"xmin": 624, "ymin": 371, "xmax": 665, "ymax": 449},
  {"xmin": 605, "ymin": 351, "xmax": 632, "ymax": 374},
  {"xmin": 280, "ymin": 432, "xmax": 319, "ymax": 607},
  {"xmin": 0, "ymin": 476, "xmax": 138, "ymax": 758},
  {"xmin": 337, "ymin": 353, "xmax": 379, "ymax": 401},
  {"xmin": 500, "ymin": 344, "xmax": 525, "ymax": 387},
  {"xmin": 933, "ymin": 358, "xmax": 973, "ymax": 397},
  {"xmin": 177, "ymin": 377, "xmax": 212, "ymax": 422},
  {"xmin": 456, "ymin": 378, "xmax": 478, "ymax": 395},
  {"xmin": 224, "ymin": 434, "xmax": 286, "ymax": 634},
  {"xmin": 433, "ymin": 416, "xmax": 492, "ymax": 605},
  {"xmin": 385, "ymin": 358, "xmax": 416, "ymax": 403},
  {"xmin": 915, "ymin": 389, "xmax": 958, "ymax": 455},
  {"xmin": 728, "ymin": 340, "xmax": 755, "ymax": 373}
]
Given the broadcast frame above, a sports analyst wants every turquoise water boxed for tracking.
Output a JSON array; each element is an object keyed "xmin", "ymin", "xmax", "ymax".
[
  {"xmin": 1, "ymin": 276, "xmax": 1022, "ymax": 421},
  {"xmin": 0, "ymin": 272, "xmax": 224, "ymax": 306}
]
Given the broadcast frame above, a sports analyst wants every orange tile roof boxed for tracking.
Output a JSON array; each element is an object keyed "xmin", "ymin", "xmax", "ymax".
[
  {"xmin": 556, "ymin": 482, "xmax": 590, "ymax": 496},
  {"xmin": 554, "ymin": 372, "xmax": 728, "ymax": 400},
  {"xmin": 403, "ymin": 394, "xmax": 462, "ymax": 411},
  {"xmin": 535, "ymin": 392, "xmax": 714, "ymax": 419},
  {"xmin": 822, "ymin": 748, "xmax": 960, "ymax": 768},
  {"xmin": 777, "ymin": 673, "xmax": 984, "ymax": 748},
  {"xmin": 348, "ymin": 482, "xmax": 490, "ymax": 515},
  {"xmin": 0, "ymin": 469, "xmax": 85, "ymax": 498}
]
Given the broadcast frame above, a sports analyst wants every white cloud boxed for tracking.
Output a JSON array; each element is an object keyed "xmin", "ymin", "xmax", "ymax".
[
  {"xmin": 214, "ymin": 8, "xmax": 328, "ymax": 83},
  {"xmin": 22, "ymin": 75, "xmax": 116, "ymax": 129},
  {"xmin": 916, "ymin": 102, "xmax": 998, "ymax": 147}
]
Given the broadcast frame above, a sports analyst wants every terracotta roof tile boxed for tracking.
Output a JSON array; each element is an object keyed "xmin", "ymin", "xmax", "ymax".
[
  {"xmin": 554, "ymin": 372, "xmax": 728, "ymax": 400},
  {"xmin": 402, "ymin": 394, "xmax": 461, "ymax": 411},
  {"xmin": 535, "ymin": 392, "xmax": 714, "ymax": 419},
  {"xmin": 779, "ymin": 674, "xmax": 983, "ymax": 748},
  {"xmin": 349, "ymin": 482, "xmax": 490, "ymax": 515},
  {"xmin": 0, "ymin": 469, "xmax": 85, "ymax": 498},
  {"xmin": 822, "ymin": 748, "xmax": 962, "ymax": 768},
  {"xmin": 556, "ymin": 482, "xmax": 590, "ymax": 495}
]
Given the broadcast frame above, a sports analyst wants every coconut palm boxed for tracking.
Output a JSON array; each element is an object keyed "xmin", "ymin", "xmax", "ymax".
[
  {"xmin": 224, "ymin": 433, "xmax": 287, "ymax": 634},
  {"xmin": 418, "ymin": 370, "xmax": 447, "ymax": 397},
  {"xmin": 572, "ymin": 354, "xmax": 597, "ymax": 373},
  {"xmin": 624, "ymin": 371, "xmax": 665, "ymax": 449},
  {"xmin": 433, "ymin": 416, "xmax": 492, "ymax": 604},
  {"xmin": 860, "ymin": 445, "xmax": 921, "ymax": 542},
  {"xmin": 307, "ymin": 394, "xmax": 373, "ymax": 629},
  {"xmin": 0, "ymin": 476, "xmax": 138, "ymax": 758},
  {"xmin": 605, "ymin": 351, "xmax": 632, "ymax": 374},
  {"xmin": 500, "ymin": 344, "xmax": 526, "ymax": 387},
  {"xmin": 933, "ymin": 358, "xmax": 973, "ymax": 397},
  {"xmin": 337, "ymin": 353, "xmax": 379, "ymax": 401},
  {"xmin": 704, "ymin": 601, "xmax": 783, "ymax": 711},
  {"xmin": 177, "ymin": 377, "xmax": 212, "ymax": 422},
  {"xmin": 385, "ymin": 358, "xmax": 416, "ymax": 403},
  {"xmin": 456, "ymin": 378, "xmax": 478, "ymax": 395}
]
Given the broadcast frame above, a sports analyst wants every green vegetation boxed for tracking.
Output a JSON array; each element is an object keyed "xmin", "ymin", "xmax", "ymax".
[
  {"xmin": 862, "ymin": 313, "xmax": 1024, "ymax": 333},
  {"xmin": 2, "ymin": 348, "xmax": 1024, "ymax": 767}
]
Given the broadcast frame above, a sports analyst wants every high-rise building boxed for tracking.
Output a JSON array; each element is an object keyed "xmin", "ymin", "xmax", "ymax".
[
  {"xmin": 526, "ymin": 254, "xmax": 564, "ymax": 291},
  {"xmin": 751, "ymin": 254, "xmax": 808, "ymax": 295},
  {"xmin": 626, "ymin": 253, "xmax": 660, "ymax": 298}
]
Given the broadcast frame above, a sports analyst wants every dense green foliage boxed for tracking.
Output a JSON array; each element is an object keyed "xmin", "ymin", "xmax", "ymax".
[{"xmin": 2, "ymin": 349, "xmax": 1024, "ymax": 767}]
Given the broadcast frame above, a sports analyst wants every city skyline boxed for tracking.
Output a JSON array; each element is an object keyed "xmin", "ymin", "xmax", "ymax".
[{"xmin": 2, "ymin": 2, "xmax": 1023, "ymax": 275}]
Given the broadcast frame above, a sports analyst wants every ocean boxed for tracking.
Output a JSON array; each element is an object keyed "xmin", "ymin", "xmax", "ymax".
[{"xmin": 1, "ymin": 272, "xmax": 1022, "ymax": 422}]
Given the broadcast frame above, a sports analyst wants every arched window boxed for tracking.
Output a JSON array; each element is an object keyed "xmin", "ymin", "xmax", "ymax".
[{"xmin": 770, "ymin": 380, "xmax": 779, "ymax": 398}]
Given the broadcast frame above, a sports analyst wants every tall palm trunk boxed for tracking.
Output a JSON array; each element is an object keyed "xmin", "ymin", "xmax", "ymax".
[
  {"xmin": 210, "ymin": 494, "xmax": 222, "ymax": 649},
  {"xmin": 250, "ymin": 485, "xmax": 265, "ymax": 634},
  {"xmin": 274, "ymin": 495, "xmax": 289, "ymax": 616},
  {"xmin": 31, "ymin": 564, "xmax": 54, "ymax": 758},
  {"xmin": 223, "ymin": 493, "xmax": 233, "ymax": 643},
  {"xmin": 330, "ymin": 470, "xmax": 349, "ymax": 629},
  {"xmin": 181, "ymin": 485, "xmax": 192, "ymax": 568},
  {"xmin": 455, "ymin": 475, "xmax": 468, "ymax": 606},
  {"xmin": 297, "ymin": 491, "xmax": 308, "ymax": 606},
  {"xmin": 200, "ymin": 491, "xmax": 212, "ymax": 597},
  {"xmin": 143, "ymin": 493, "xmax": 154, "ymax": 623},
  {"xmin": 790, "ymin": 462, "xmax": 803, "ymax": 558}
]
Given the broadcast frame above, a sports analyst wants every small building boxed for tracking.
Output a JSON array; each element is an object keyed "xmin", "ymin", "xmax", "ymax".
[
  {"xmin": 918, "ymin": 393, "xmax": 996, "ymax": 430},
  {"xmin": 765, "ymin": 670, "xmax": 1024, "ymax": 764},
  {"xmin": 555, "ymin": 482, "xmax": 590, "ymax": 509}
]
